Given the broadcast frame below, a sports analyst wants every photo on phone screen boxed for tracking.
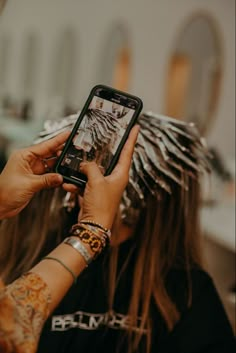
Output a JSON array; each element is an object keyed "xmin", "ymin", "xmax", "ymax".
[{"xmin": 56, "ymin": 85, "xmax": 143, "ymax": 186}]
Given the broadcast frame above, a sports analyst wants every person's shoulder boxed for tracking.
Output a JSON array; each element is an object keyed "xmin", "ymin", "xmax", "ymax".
[
  {"xmin": 164, "ymin": 268, "xmax": 236, "ymax": 352},
  {"xmin": 166, "ymin": 267, "xmax": 215, "ymax": 311},
  {"xmin": 189, "ymin": 267, "xmax": 215, "ymax": 296},
  {"xmin": 168, "ymin": 267, "xmax": 213, "ymax": 288},
  {"xmin": 167, "ymin": 266, "xmax": 212, "ymax": 286}
]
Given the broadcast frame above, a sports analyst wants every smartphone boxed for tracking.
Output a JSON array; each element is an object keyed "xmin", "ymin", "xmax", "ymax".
[{"xmin": 55, "ymin": 84, "xmax": 143, "ymax": 187}]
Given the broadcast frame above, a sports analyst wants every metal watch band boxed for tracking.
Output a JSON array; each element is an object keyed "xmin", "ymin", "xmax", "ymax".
[{"xmin": 63, "ymin": 237, "xmax": 93, "ymax": 265}]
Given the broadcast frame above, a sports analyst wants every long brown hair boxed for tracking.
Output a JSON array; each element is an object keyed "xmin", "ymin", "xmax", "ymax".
[
  {"xmin": 0, "ymin": 188, "xmax": 69, "ymax": 283},
  {"xmin": 107, "ymin": 174, "xmax": 203, "ymax": 352},
  {"xmin": 0, "ymin": 172, "xmax": 203, "ymax": 353}
]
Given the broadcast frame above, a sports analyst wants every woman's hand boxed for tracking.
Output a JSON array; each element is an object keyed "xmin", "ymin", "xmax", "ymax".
[
  {"xmin": 0, "ymin": 131, "xmax": 70, "ymax": 219},
  {"xmin": 63, "ymin": 125, "xmax": 140, "ymax": 230}
]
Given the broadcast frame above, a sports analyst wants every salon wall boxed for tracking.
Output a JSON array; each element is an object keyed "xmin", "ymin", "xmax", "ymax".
[{"xmin": 0, "ymin": 0, "xmax": 235, "ymax": 158}]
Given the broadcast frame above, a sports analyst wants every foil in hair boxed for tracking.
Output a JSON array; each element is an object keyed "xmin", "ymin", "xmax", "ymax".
[
  {"xmin": 121, "ymin": 111, "xmax": 211, "ymax": 225},
  {"xmin": 34, "ymin": 111, "xmax": 211, "ymax": 226}
]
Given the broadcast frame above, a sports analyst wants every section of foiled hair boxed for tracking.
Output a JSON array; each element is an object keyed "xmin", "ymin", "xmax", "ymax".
[
  {"xmin": 34, "ymin": 111, "xmax": 211, "ymax": 226},
  {"xmin": 121, "ymin": 111, "xmax": 211, "ymax": 225}
]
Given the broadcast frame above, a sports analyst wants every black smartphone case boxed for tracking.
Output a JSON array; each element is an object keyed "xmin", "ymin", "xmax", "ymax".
[{"xmin": 55, "ymin": 84, "xmax": 143, "ymax": 187}]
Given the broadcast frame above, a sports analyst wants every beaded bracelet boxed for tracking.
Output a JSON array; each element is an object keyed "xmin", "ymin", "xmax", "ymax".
[{"xmin": 79, "ymin": 220, "xmax": 111, "ymax": 239}]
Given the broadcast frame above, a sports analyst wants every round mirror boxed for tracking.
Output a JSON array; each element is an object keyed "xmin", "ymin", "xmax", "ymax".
[
  {"xmin": 99, "ymin": 23, "xmax": 131, "ymax": 91},
  {"xmin": 165, "ymin": 13, "xmax": 222, "ymax": 135}
]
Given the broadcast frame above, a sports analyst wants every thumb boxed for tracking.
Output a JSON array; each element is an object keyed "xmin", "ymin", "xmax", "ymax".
[{"xmin": 32, "ymin": 173, "xmax": 63, "ymax": 192}]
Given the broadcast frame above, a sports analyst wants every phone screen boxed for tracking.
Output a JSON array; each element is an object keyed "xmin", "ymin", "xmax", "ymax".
[{"xmin": 56, "ymin": 85, "xmax": 142, "ymax": 186}]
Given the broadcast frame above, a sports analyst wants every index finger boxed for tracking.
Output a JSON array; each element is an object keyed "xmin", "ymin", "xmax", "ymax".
[
  {"xmin": 110, "ymin": 125, "xmax": 140, "ymax": 178},
  {"xmin": 29, "ymin": 130, "xmax": 71, "ymax": 158}
]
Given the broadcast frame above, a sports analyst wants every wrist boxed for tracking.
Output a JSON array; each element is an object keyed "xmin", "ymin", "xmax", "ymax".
[
  {"xmin": 79, "ymin": 218, "xmax": 112, "ymax": 235},
  {"xmin": 63, "ymin": 236, "xmax": 95, "ymax": 266},
  {"xmin": 69, "ymin": 221, "xmax": 110, "ymax": 259},
  {"xmin": 44, "ymin": 241, "xmax": 90, "ymax": 277}
]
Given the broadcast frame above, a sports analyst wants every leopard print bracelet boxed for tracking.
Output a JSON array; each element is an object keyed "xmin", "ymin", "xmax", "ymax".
[
  {"xmin": 72, "ymin": 223, "xmax": 110, "ymax": 246},
  {"xmin": 70, "ymin": 226, "xmax": 106, "ymax": 255}
]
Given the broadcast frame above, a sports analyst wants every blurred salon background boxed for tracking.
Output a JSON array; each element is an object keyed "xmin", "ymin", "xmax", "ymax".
[{"xmin": 0, "ymin": 0, "xmax": 235, "ymax": 332}]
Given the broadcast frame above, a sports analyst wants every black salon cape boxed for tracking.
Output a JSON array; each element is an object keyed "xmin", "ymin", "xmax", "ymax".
[{"xmin": 37, "ymin": 241, "xmax": 236, "ymax": 353}]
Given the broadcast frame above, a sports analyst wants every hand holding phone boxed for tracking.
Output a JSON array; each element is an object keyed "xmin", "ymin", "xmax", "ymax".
[{"xmin": 55, "ymin": 85, "xmax": 143, "ymax": 187}]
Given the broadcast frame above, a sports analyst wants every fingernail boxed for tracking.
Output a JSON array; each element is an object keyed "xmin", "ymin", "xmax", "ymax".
[
  {"xmin": 79, "ymin": 162, "xmax": 88, "ymax": 169},
  {"xmin": 53, "ymin": 174, "xmax": 63, "ymax": 186}
]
